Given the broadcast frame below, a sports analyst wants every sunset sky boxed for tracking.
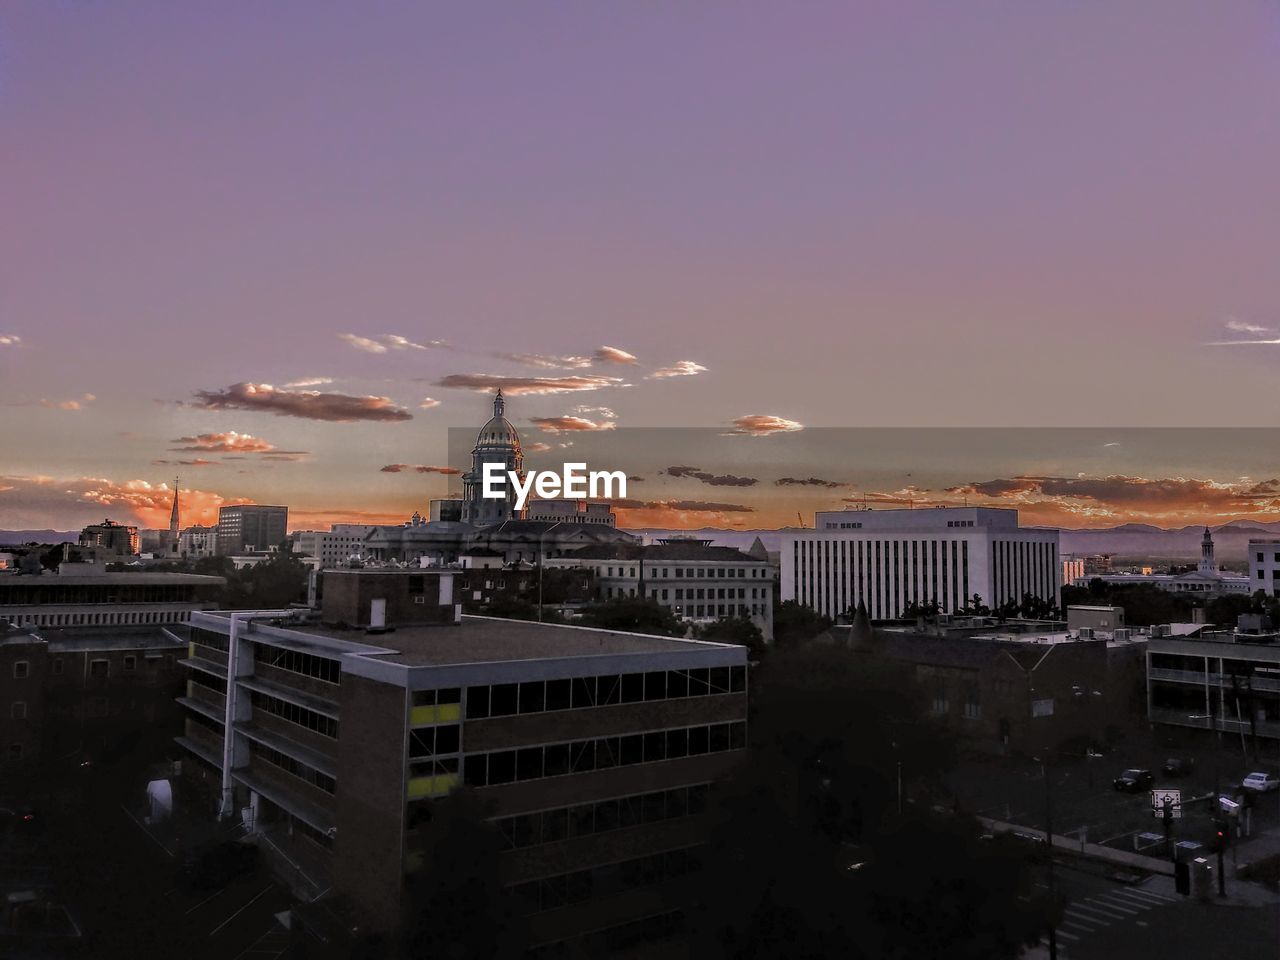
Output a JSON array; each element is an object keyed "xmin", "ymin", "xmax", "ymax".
[{"xmin": 3, "ymin": 3, "xmax": 1280, "ymax": 533}]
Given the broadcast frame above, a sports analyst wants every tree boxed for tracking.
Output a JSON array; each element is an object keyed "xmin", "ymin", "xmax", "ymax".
[
  {"xmin": 698, "ymin": 616, "xmax": 766, "ymax": 660},
  {"xmin": 401, "ymin": 789, "xmax": 526, "ymax": 959},
  {"xmin": 691, "ymin": 642, "xmax": 1046, "ymax": 959},
  {"xmin": 771, "ymin": 600, "xmax": 832, "ymax": 649},
  {"xmin": 577, "ymin": 596, "xmax": 684, "ymax": 636}
]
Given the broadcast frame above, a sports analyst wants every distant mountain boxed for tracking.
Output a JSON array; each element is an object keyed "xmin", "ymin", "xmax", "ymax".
[{"xmin": 0, "ymin": 530, "xmax": 78, "ymax": 547}]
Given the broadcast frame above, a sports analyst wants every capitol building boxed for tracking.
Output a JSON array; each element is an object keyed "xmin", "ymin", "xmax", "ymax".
[{"xmin": 363, "ymin": 391, "xmax": 636, "ymax": 566}]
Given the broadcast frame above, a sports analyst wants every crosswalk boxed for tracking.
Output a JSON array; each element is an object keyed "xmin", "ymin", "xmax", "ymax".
[{"xmin": 1049, "ymin": 883, "xmax": 1178, "ymax": 954}]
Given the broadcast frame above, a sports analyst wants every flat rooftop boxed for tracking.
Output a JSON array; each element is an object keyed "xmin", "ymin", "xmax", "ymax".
[
  {"xmin": 217, "ymin": 612, "xmax": 736, "ymax": 666},
  {"xmin": 0, "ymin": 572, "xmax": 225, "ymax": 586}
]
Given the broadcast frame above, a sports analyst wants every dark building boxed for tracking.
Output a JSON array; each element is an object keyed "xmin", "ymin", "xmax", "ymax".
[
  {"xmin": 78, "ymin": 519, "xmax": 139, "ymax": 557},
  {"xmin": 837, "ymin": 618, "xmax": 1147, "ymax": 755},
  {"xmin": 217, "ymin": 504, "xmax": 289, "ymax": 555},
  {"xmin": 0, "ymin": 569, "xmax": 225, "ymax": 630},
  {"xmin": 2, "ymin": 624, "xmax": 187, "ymax": 769},
  {"xmin": 176, "ymin": 568, "xmax": 748, "ymax": 951}
]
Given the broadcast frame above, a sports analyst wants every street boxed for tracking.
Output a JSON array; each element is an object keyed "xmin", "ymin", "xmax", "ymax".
[{"xmin": 1029, "ymin": 864, "xmax": 1280, "ymax": 959}]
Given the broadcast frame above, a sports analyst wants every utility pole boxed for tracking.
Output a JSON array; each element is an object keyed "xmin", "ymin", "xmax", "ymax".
[{"xmin": 1042, "ymin": 756, "xmax": 1058, "ymax": 960}]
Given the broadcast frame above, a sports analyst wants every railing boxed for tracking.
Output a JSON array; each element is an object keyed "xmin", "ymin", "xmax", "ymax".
[{"xmin": 1149, "ymin": 708, "xmax": 1280, "ymax": 739}]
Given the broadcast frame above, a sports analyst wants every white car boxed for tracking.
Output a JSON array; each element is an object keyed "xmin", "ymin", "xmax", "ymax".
[{"xmin": 1242, "ymin": 771, "xmax": 1280, "ymax": 793}]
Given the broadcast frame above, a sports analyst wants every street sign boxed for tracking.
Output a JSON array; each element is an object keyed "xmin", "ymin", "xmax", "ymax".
[{"xmin": 1152, "ymin": 788, "xmax": 1182, "ymax": 819}]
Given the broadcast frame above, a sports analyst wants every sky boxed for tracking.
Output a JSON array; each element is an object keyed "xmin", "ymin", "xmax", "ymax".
[{"xmin": 3, "ymin": 2, "xmax": 1280, "ymax": 533}]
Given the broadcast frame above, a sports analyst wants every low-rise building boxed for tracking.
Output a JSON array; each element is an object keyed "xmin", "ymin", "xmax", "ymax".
[
  {"xmin": 293, "ymin": 525, "xmax": 376, "ymax": 569},
  {"xmin": 175, "ymin": 568, "xmax": 748, "ymax": 951},
  {"xmin": 1147, "ymin": 619, "xmax": 1280, "ymax": 744},
  {"xmin": 79, "ymin": 519, "xmax": 139, "ymax": 557},
  {"xmin": 546, "ymin": 538, "xmax": 775, "ymax": 641},
  {"xmin": 0, "ymin": 566, "xmax": 225, "ymax": 629}
]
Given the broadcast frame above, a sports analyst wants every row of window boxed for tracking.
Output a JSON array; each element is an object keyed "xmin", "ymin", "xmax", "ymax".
[
  {"xmin": 249, "ymin": 741, "xmax": 336, "ymax": 795},
  {"xmin": 602, "ymin": 566, "xmax": 766, "ymax": 579},
  {"xmin": 465, "ymin": 666, "xmax": 746, "ymax": 719},
  {"xmin": 12, "ymin": 658, "xmax": 122, "ymax": 679},
  {"xmin": 190, "ymin": 671, "xmax": 227, "ymax": 696},
  {"xmin": 508, "ymin": 846, "xmax": 701, "ymax": 915},
  {"xmin": 191, "ymin": 627, "xmax": 231, "ymax": 652},
  {"xmin": 463, "ymin": 721, "xmax": 746, "ymax": 787},
  {"xmin": 671, "ymin": 603, "xmax": 763, "ymax": 619},
  {"xmin": 249, "ymin": 690, "xmax": 338, "ymax": 739},
  {"xmin": 253, "ymin": 642, "xmax": 341, "ymax": 685},
  {"xmin": 493, "ymin": 783, "xmax": 711, "ymax": 851},
  {"xmin": 3, "ymin": 610, "xmax": 193, "ymax": 627}
]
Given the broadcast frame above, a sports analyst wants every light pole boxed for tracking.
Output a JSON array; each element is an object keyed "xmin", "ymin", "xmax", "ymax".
[
  {"xmin": 1034, "ymin": 754, "xmax": 1059, "ymax": 960},
  {"xmin": 1189, "ymin": 711, "xmax": 1227, "ymax": 897}
]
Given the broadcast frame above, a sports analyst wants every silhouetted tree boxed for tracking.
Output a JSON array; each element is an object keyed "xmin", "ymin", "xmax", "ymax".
[
  {"xmin": 771, "ymin": 600, "xmax": 832, "ymax": 648},
  {"xmin": 692, "ymin": 643, "xmax": 1046, "ymax": 959},
  {"xmin": 577, "ymin": 596, "xmax": 683, "ymax": 636},
  {"xmin": 698, "ymin": 616, "xmax": 766, "ymax": 659},
  {"xmin": 402, "ymin": 789, "xmax": 526, "ymax": 959}
]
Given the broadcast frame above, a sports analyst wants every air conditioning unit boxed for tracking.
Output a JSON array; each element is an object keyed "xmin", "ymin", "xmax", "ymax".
[
  {"xmin": 1078, "ymin": 628, "xmax": 1094, "ymax": 639},
  {"xmin": 1114, "ymin": 628, "xmax": 1131, "ymax": 641}
]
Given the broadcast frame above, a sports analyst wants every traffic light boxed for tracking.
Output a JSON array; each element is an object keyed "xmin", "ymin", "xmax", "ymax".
[{"xmin": 1211, "ymin": 822, "xmax": 1230, "ymax": 851}]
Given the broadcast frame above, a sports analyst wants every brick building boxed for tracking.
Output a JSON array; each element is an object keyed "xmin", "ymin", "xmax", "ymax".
[{"xmin": 176, "ymin": 568, "xmax": 748, "ymax": 951}]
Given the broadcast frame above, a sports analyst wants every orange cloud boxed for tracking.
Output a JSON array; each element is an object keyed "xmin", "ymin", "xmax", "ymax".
[
  {"xmin": 595, "ymin": 346, "xmax": 639, "ymax": 365},
  {"xmin": 724, "ymin": 414, "xmax": 804, "ymax": 436},
  {"xmin": 529, "ymin": 416, "xmax": 617, "ymax": 433},
  {"xmin": 191, "ymin": 382, "xmax": 413, "ymax": 422},
  {"xmin": 170, "ymin": 430, "xmax": 276, "ymax": 453},
  {"xmin": 379, "ymin": 464, "xmax": 461, "ymax": 474}
]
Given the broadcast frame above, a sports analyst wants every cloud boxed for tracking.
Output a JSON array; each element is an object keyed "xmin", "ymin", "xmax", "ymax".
[
  {"xmin": 530, "ymin": 416, "xmax": 617, "ymax": 433},
  {"xmin": 776, "ymin": 476, "xmax": 847, "ymax": 488},
  {"xmin": 284, "ymin": 376, "xmax": 334, "ymax": 388},
  {"xmin": 170, "ymin": 430, "xmax": 276, "ymax": 454},
  {"xmin": 665, "ymin": 465, "xmax": 758, "ymax": 487},
  {"xmin": 339, "ymin": 333, "xmax": 388, "ymax": 353},
  {"xmin": 526, "ymin": 442, "xmax": 553, "ymax": 452},
  {"xmin": 494, "ymin": 352, "xmax": 594, "ymax": 370},
  {"xmin": 152, "ymin": 458, "xmax": 219, "ymax": 467},
  {"xmin": 419, "ymin": 397, "xmax": 441, "ymax": 409},
  {"xmin": 340, "ymin": 333, "xmax": 444, "ymax": 354},
  {"xmin": 191, "ymin": 382, "xmax": 412, "ymax": 422},
  {"xmin": 0, "ymin": 474, "xmax": 248, "ymax": 529},
  {"xmin": 40, "ymin": 393, "xmax": 96, "ymax": 411},
  {"xmin": 1225, "ymin": 318, "xmax": 1272, "ymax": 335},
  {"xmin": 610, "ymin": 498, "xmax": 756, "ymax": 525},
  {"xmin": 595, "ymin": 346, "xmax": 639, "ymax": 365},
  {"xmin": 647, "ymin": 360, "xmax": 707, "ymax": 378},
  {"xmin": 724, "ymin": 414, "xmax": 804, "ymax": 437},
  {"xmin": 0, "ymin": 334, "xmax": 21, "ymax": 346},
  {"xmin": 380, "ymin": 464, "xmax": 462, "ymax": 475},
  {"xmin": 435, "ymin": 373, "xmax": 626, "ymax": 395}
]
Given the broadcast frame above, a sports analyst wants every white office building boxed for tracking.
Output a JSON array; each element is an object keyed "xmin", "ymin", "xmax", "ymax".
[
  {"xmin": 1248, "ymin": 538, "xmax": 1280, "ymax": 597},
  {"xmin": 294, "ymin": 524, "xmax": 376, "ymax": 569},
  {"xmin": 781, "ymin": 507, "xmax": 1060, "ymax": 620}
]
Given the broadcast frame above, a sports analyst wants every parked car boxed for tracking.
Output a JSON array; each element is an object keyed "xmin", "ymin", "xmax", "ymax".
[
  {"xmin": 1113, "ymin": 768, "xmax": 1154, "ymax": 792},
  {"xmin": 1242, "ymin": 771, "xmax": 1280, "ymax": 794},
  {"xmin": 1162, "ymin": 758, "xmax": 1196, "ymax": 777}
]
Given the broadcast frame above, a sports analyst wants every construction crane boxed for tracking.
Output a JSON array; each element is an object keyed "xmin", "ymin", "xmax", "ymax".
[{"xmin": 796, "ymin": 512, "xmax": 805, "ymax": 528}]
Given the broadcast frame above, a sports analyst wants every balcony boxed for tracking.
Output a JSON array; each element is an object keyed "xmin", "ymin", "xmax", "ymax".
[{"xmin": 1149, "ymin": 708, "xmax": 1280, "ymax": 739}]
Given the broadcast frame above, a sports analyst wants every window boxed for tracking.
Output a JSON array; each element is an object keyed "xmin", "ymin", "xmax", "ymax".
[
  {"xmin": 1032, "ymin": 698, "xmax": 1055, "ymax": 718},
  {"xmin": 11, "ymin": 702, "xmax": 27, "ymax": 720},
  {"xmin": 52, "ymin": 658, "xmax": 64, "ymax": 676},
  {"xmin": 12, "ymin": 661, "xmax": 29, "ymax": 680},
  {"xmin": 8, "ymin": 744, "xmax": 21, "ymax": 760},
  {"xmin": 89, "ymin": 659, "xmax": 109, "ymax": 678},
  {"xmin": 123, "ymin": 656, "xmax": 137, "ymax": 672}
]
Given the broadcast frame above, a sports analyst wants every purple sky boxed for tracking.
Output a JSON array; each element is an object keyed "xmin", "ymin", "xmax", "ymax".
[{"xmin": 3, "ymin": 3, "xmax": 1280, "ymax": 530}]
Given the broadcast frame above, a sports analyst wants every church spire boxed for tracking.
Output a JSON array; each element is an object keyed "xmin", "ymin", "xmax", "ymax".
[
  {"xmin": 494, "ymin": 388, "xmax": 505, "ymax": 418},
  {"xmin": 169, "ymin": 478, "xmax": 181, "ymax": 537}
]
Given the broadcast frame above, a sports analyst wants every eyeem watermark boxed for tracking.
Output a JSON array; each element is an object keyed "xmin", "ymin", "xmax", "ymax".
[{"xmin": 483, "ymin": 462, "xmax": 627, "ymax": 511}]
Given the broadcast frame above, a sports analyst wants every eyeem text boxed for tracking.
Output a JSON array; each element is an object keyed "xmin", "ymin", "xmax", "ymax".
[{"xmin": 482, "ymin": 462, "xmax": 627, "ymax": 511}]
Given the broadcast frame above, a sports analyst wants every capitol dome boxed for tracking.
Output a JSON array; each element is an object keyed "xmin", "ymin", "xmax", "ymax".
[{"xmin": 475, "ymin": 390, "xmax": 521, "ymax": 452}]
